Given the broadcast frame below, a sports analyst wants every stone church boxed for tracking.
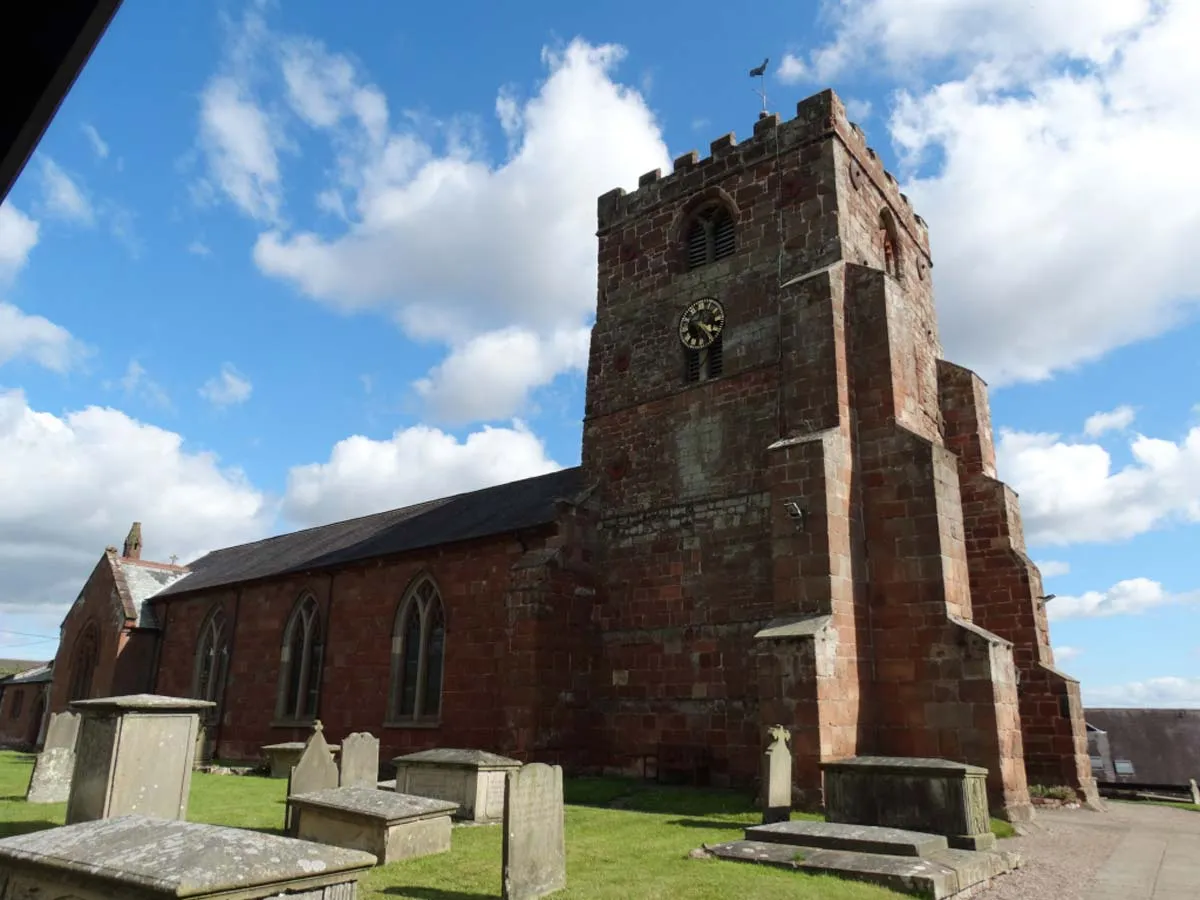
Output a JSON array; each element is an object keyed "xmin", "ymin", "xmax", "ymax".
[{"xmin": 48, "ymin": 89, "xmax": 1095, "ymax": 820}]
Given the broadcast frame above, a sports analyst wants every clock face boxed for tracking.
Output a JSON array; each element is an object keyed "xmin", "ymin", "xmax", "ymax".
[{"xmin": 678, "ymin": 297, "xmax": 726, "ymax": 350}]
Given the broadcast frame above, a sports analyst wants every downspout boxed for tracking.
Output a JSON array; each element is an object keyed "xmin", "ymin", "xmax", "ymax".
[{"xmin": 317, "ymin": 571, "xmax": 336, "ymax": 723}]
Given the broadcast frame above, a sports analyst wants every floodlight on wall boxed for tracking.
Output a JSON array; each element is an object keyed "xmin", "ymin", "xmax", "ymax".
[
  {"xmin": 782, "ymin": 501, "xmax": 805, "ymax": 528},
  {"xmin": 1037, "ymin": 594, "xmax": 1056, "ymax": 604}
]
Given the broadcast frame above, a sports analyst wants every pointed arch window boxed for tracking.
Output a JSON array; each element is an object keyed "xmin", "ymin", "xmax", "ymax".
[
  {"xmin": 194, "ymin": 606, "xmax": 230, "ymax": 710},
  {"xmin": 67, "ymin": 623, "xmax": 98, "ymax": 702},
  {"xmin": 387, "ymin": 577, "xmax": 446, "ymax": 725},
  {"xmin": 275, "ymin": 594, "xmax": 324, "ymax": 723},
  {"xmin": 684, "ymin": 205, "xmax": 736, "ymax": 271},
  {"xmin": 879, "ymin": 208, "xmax": 902, "ymax": 279}
]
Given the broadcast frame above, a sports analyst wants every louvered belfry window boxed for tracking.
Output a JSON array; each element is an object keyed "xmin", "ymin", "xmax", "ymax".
[
  {"xmin": 683, "ymin": 333, "xmax": 724, "ymax": 384},
  {"xmin": 685, "ymin": 205, "xmax": 735, "ymax": 270}
]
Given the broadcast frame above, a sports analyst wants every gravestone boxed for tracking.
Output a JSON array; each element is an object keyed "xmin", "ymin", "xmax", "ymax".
[
  {"xmin": 392, "ymin": 747, "xmax": 522, "ymax": 823},
  {"xmin": 289, "ymin": 787, "xmax": 459, "ymax": 865},
  {"xmin": 822, "ymin": 756, "xmax": 996, "ymax": 851},
  {"xmin": 286, "ymin": 720, "xmax": 340, "ymax": 833},
  {"xmin": 24, "ymin": 711, "xmax": 81, "ymax": 804},
  {"xmin": 502, "ymin": 762, "xmax": 566, "ymax": 900},
  {"xmin": 339, "ymin": 732, "xmax": 380, "ymax": 788},
  {"xmin": 0, "ymin": 814, "xmax": 376, "ymax": 898},
  {"xmin": 762, "ymin": 724, "xmax": 792, "ymax": 825},
  {"xmin": 65, "ymin": 694, "xmax": 213, "ymax": 825}
]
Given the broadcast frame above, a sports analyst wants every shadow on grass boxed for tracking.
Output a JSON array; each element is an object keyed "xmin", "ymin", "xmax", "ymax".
[
  {"xmin": 666, "ymin": 817, "xmax": 750, "ymax": 831},
  {"xmin": 381, "ymin": 889, "xmax": 496, "ymax": 899},
  {"xmin": 0, "ymin": 820, "xmax": 58, "ymax": 839}
]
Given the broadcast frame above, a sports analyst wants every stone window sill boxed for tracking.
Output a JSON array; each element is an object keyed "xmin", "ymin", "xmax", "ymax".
[{"xmin": 383, "ymin": 719, "xmax": 441, "ymax": 730}]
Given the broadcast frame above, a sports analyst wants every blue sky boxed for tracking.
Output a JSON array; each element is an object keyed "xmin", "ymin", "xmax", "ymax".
[{"xmin": 2, "ymin": 0, "xmax": 1198, "ymax": 708}]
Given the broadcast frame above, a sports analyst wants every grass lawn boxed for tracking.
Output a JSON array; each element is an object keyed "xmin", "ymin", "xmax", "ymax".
[{"xmin": 0, "ymin": 751, "xmax": 1010, "ymax": 899}]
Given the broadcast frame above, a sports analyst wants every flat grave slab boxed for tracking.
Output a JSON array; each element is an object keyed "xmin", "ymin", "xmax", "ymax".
[
  {"xmin": 289, "ymin": 786, "xmax": 459, "ymax": 865},
  {"xmin": 744, "ymin": 820, "xmax": 949, "ymax": 857},
  {"xmin": 263, "ymin": 740, "xmax": 340, "ymax": 779},
  {"xmin": 0, "ymin": 814, "xmax": 376, "ymax": 899},
  {"xmin": 392, "ymin": 747, "xmax": 521, "ymax": 824},
  {"xmin": 702, "ymin": 839, "xmax": 1019, "ymax": 900}
]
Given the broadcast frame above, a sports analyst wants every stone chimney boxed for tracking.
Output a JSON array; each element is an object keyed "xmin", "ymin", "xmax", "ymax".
[{"xmin": 122, "ymin": 522, "xmax": 142, "ymax": 560}]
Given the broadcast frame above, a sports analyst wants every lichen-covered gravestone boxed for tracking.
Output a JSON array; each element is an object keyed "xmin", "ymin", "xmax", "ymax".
[
  {"xmin": 339, "ymin": 732, "xmax": 380, "ymax": 788},
  {"xmin": 502, "ymin": 762, "xmax": 566, "ymax": 900},
  {"xmin": 24, "ymin": 711, "xmax": 81, "ymax": 804},
  {"xmin": 286, "ymin": 720, "xmax": 340, "ymax": 833},
  {"xmin": 762, "ymin": 724, "xmax": 792, "ymax": 825}
]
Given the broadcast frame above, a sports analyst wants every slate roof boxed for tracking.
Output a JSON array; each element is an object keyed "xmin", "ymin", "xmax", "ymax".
[
  {"xmin": 1085, "ymin": 708, "xmax": 1200, "ymax": 785},
  {"xmin": 116, "ymin": 559, "xmax": 190, "ymax": 627},
  {"xmin": 0, "ymin": 662, "xmax": 52, "ymax": 685},
  {"xmin": 155, "ymin": 467, "xmax": 584, "ymax": 600}
]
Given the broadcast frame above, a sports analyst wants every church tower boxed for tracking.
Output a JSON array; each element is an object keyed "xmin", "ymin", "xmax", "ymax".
[{"xmin": 581, "ymin": 90, "xmax": 1094, "ymax": 818}]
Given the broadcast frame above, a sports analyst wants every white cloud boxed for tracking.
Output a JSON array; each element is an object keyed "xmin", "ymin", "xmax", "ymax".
[
  {"xmin": 413, "ymin": 326, "xmax": 590, "ymax": 423},
  {"xmin": 1047, "ymin": 577, "xmax": 1200, "ymax": 621},
  {"xmin": 0, "ymin": 388, "xmax": 270, "ymax": 618},
  {"xmin": 39, "ymin": 158, "xmax": 94, "ymax": 225},
  {"xmin": 198, "ymin": 75, "xmax": 284, "ymax": 223},
  {"xmin": 1037, "ymin": 560, "xmax": 1071, "ymax": 579},
  {"xmin": 0, "ymin": 203, "xmax": 39, "ymax": 282},
  {"xmin": 281, "ymin": 420, "xmax": 562, "ymax": 527},
  {"xmin": 198, "ymin": 20, "xmax": 669, "ymax": 423},
  {"xmin": 785, "ymin": 1, "xmax": 1200, "ymax": 386},
  {"xmin": 777, "ymin": 53, "xmax": 808, "ymax": 84},
  {"xmin": 188, "ymin": 240, "xmax": 212, "ymax": 256},
  {"xmin": 0, "ymin": 303, "xmax": 87, "ymax": 372},
  {"xmin": 1054, "ymin": 645, "xmax": 1083, "ymax": 662},
  {"xmin": 199, "ymin": 363, "xmax": 253, "ymax": 408},
  {"xmin": 82, "ymin": 123, "xmax": 109, "ymax": 159},
  {"xmin": 114, "ymin": 359, "xmax": 171, "ymax": 409},
  {"xmin": 1084, "ymin": 405, "xmax": 1136, "ymax": 437},
  {"xmin": 844, "ymin": 97, "xmax": 873, "ymax": 122},
  {"xmin": 1086, "ymin": 677, "xmax": 1200, "ymax": 709},
  {"xmin": 997, "ymin": 420, "xmax": 1200, "ymax": 545}
]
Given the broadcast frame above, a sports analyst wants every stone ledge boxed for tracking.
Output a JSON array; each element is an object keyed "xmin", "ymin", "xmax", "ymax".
[{"xmin": 744, "ymin": 820, "xmax": 949, "ymax": 858}]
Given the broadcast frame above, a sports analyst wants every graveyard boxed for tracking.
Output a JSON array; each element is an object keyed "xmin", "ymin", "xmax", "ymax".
[{"xmin": 0, "ymin": 747, "xmax": 1018, "ymax": 899}]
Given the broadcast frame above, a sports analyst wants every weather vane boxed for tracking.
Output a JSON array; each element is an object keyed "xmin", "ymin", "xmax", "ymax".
[{"xmin": 749, "ymin": 57, "xmax": 769, "ymax": 115}]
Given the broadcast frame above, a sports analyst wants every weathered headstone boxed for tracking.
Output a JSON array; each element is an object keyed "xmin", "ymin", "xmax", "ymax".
[
  {"xmin": 392, "ymin": 747, "xmax": 521, "ymax": 823},
  {"xmin": 24, "ymin": 711, "xmax": 81, "ymax": 804},
  {"xmin": 65, "ymin": 694, "xmax": 213, "ymax": 825},
  {"xmin": 1190, "ymin": 778, "xmax": 1199, "ymax": 806},
  {"xmin": 286, "ymin": 720, "xmax": 340, "ymax": 833},
  {"xmin": 339, "ymin": 732, "xmax": 380, "ymax": 788},
  {"xmin": 502, "ymin": 762, "xmax": 566, "ymax": 900},
  {"xmin": 762, "ymin": 724, "xmax": 792, "ymax": 825}
]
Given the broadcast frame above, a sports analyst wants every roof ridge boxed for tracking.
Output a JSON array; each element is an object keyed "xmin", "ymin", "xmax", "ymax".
[{"xmin": 181, "ymin": 465, "xmax": 578, "ymax": 564}]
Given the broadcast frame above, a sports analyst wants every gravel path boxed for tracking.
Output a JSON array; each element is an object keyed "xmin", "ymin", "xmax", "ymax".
[{"xmin": 979, "ymin": 802, "xmax": 1200, "ymax": 900}]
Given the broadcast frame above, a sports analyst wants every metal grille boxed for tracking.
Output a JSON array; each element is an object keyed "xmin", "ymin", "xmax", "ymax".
[
  {"xmin": 712, "ymin": 210, "xmax": 735, "ymax": 260},
  {"xmin": 683, "ymin": 336, "xmax": 723, "ymax": 383},
  {"xmin": 685, "ymin": 219, "xmax": 708, "ymax": 270},
  {"xmin": 684, "ymin": 347, "xmax": 701, "ymax": 382}
]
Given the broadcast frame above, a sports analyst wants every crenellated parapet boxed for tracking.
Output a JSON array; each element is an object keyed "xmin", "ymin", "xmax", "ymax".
[{"xmin": 597, "ymin": 89, "xmax": 930, "ymax": 259}]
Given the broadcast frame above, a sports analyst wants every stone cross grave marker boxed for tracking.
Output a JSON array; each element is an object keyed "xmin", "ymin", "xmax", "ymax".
[
  {"xmin": 762, "ymin": 724, "xmax": 792, "ymax": 825},
  {"xmin": 25, "ymin": 711, "xmax": 81, "ymax": 804},
  {"xmin": 286, "ymin": 720, "xmax": 340, "ymax": 833},
  {"xmin": 502, "ymin": 762, "xmax": 566, "ymax": 900},
  {"xmin": 339, "ymin": 731, "xmax": 380, "ymax": 788}
]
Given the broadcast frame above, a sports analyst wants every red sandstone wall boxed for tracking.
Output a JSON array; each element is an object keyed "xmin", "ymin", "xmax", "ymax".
[
  {"xmin": 938, "ymin": 361, "xmax": 1097, "ymax": 802},
  {"xmin": 0, "ymin": 683, "xmax": 46, "ymax": 747},
  {"xmin": 151, "ymin": 527, "xmax": 587, "ymax": 766},
  {"xmin": 49, "ymin": 554, "xmax": 126, "ymax": 713}
]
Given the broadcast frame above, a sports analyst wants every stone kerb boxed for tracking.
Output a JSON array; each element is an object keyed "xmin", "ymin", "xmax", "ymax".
[
  {"xmin": 821, "ymin": 756, "xmax": 997, "ymax": 851},
  {"xmin": 24, "ymin": 711, "xmax": 80, "ymax": 805},
  {"xmin": 289, "ymin": 786, "xmax": 459, "ymax": 866},
  {"xmin": 0, "ymin": 815, "xmax": 376, "ymax": 899},
  {"xmin": 392, "ymin": 748, "xmax": 522, "ymax": 824},
  {"xmin": 502, "ymin": 762, "xmax": 567, "ymax": 900},
  {"xmin": 65, "ymin": 694, "xmax": 213, "ymax": 826}
]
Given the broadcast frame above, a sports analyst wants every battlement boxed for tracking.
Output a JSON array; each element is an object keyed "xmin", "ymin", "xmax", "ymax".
[{"xmin": 597, "ymin": 89, "xmax": 929, "ymax": 257}]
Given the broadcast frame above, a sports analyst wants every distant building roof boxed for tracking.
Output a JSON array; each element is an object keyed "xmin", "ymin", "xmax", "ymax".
[
  {"xmin": 155, "ymin": 467, "xmax": 583, "ymax": 600},
  {"xmin": 0, "ymin": 661, "xmax": 52, "ymax": 685},
  {"xmin": 0, "ymin": 659, "xmax": 46, "ymax": 678},
  {"xmin": 1085, "ymin": 708, "xmax": 1200, "ymax": 785}
]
